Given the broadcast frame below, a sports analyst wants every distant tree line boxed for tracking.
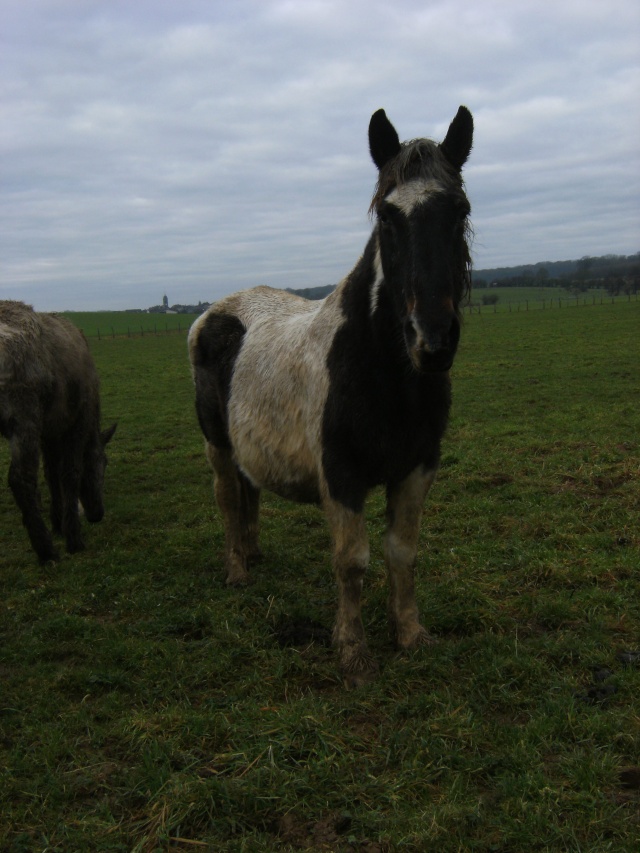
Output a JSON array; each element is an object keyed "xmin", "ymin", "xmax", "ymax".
[
  {"xmin": 131, "ymin": 252, "xmax": 639, "ymax": 310},
  {"xmin": 285, "ymin": 285, "xmax": 336, "ymax": 300},
  {"xmin": 473, "ymin": 252, "xmax": 640, "ymax": 296}
]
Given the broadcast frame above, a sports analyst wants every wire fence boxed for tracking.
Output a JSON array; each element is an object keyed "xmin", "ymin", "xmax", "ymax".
[
  {"xmin": 465, "ymin": 292, "xmax": 639, "ymax": 315},
  {"xmin": 81, "ymin": 318, "xmax": 198, "ymax": 340}
]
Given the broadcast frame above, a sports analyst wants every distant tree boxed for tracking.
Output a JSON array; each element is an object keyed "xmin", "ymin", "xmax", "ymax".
[
  {"xmin": 604, "ymin": 277, "xmax": 625, "ymax": 296},
  {"xmin": 576, "ymin": 257, "xmax": 593, "ymax": 278}
]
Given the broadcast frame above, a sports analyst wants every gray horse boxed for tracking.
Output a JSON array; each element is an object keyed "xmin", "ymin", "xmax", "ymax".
[{"xmin": 0, "ymin": 301, "xmax": 116, "ymax": 562}]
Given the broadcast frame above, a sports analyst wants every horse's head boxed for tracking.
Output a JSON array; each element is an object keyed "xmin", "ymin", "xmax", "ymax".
[
  {"xmin": 80, "ymin": 422, "xmax": 117, "ymax": 522},
  {"xmin": 369, "ymin": 106, "xmax": 473, "ymax": 373}
]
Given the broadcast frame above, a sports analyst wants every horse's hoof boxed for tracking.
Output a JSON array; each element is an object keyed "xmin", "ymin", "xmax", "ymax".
[
  {"xmin": 343, "ymin": 668, "xmax": 379, "ymax": 690},
  {"xmin": 396, "ymin": 624, "xmax": 439, "ymax": 651},
  {"xmin": 340, "ymin": 645, "xmax": 379, "ymax": 689},
  {"xmin": 226, "ymin": 571, "xmax": 252, "ymax": 587},
  {"xmin": 38, "ymin": 548, "xmax": 60, "ymax": 564}
]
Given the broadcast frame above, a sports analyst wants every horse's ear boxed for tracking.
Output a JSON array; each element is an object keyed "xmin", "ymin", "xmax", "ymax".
[
  {"xmin": 369, "ymin": 109, "xmax": 401, "ymax": 170},
  {"xmin": 440, "ymin": 106, "xmax": 473, "ymax": 170},
  {"xmin": 101, "ymin": 422, "xmax": 117, "ymax": 446}
]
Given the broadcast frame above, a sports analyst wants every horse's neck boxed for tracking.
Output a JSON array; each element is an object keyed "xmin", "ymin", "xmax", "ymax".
[{"xmin": 337, "ymin": 236, "xmax": 407, "ymax": 368}]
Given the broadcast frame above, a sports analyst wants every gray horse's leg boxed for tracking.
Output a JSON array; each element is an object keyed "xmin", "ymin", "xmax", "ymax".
[
  {"xmin": 42, "ymin": 438, "xmax": 63, "ymax": 534},
  {"xmin": 8, "ymin": 430, "xmax": 58, "ymax": 562},
  {"xmin": 384, "ymin": 466, "xmax": 437, "ymax": 649},
  {"xmin": 206, "ymin": 441, "xmax": 253, "ymax": 585},
  {"xmin": 324, "ymin": 497, "xmax": 377, "ymax": 687}
]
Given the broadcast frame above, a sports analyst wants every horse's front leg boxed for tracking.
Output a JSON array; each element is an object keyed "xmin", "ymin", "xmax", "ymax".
[
  {"xmin": 56, "ymin": 433, "xmax": 86, "ymax": 554},
  {"xmin": 324, "ymin": 498, "xmax": 377, "ymax": 687},
  {"xmin": 385, "ymin": 466, "xmax": 438, "ymax": 649}
]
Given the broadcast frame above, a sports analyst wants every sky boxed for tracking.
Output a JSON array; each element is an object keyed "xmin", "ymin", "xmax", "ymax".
[{"xmin": 2, "ymin": 0, "xmax": 639, "ymax": 311}]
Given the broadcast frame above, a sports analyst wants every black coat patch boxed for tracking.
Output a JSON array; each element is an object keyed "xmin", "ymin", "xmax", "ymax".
[
  {"xmin": 192, "ymin": 312, "xmax": 246, "ymax": 449},
  {"xmin": 322, "ymin": 239, "xmax": 451, "ymax": 512}
]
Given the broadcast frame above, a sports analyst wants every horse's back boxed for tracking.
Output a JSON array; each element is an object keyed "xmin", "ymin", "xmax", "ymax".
[{"xmin": 0, "ymin": 301, "xmax": 97, "ymax": 433}]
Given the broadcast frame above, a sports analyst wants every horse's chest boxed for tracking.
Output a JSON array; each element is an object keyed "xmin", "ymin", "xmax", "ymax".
[{"xmin": 321, "ymin": 369, "xmax": 450, "ymax": 508}]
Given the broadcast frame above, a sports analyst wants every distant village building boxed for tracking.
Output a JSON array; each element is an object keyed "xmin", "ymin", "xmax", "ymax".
[{"xmin": 162, "ymin": 294, "xmax": 168, "ymax": 308}]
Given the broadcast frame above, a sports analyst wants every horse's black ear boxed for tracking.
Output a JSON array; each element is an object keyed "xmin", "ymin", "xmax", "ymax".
[
  {"xmin": 369, "ymin": 109, "xmax": 401, "ymax": 170},
  {"xmin": 101, "ymin": 422, "xmax": 117, "ymax": 446},
  {"xmin": 440, "ymin": 106, "xmax": 473, "ymax": 170}
]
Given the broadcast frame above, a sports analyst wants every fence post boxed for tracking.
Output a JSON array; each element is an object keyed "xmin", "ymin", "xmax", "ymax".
[{"xmin": 97, "ymin": 328, "xmax": 101, "ymax": 341}]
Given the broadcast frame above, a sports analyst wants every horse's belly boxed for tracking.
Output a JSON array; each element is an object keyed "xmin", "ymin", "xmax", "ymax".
[
  {"xmin": 224, "ymin": 301, "xmax": 334, "ymax": 504},
  {"xmin": 231, "ymin": 417, "xmax": 321, "ymax": 504},
  {"xmin": 228, "ymin": 374, "xmax": 323, "ymax": 504}
]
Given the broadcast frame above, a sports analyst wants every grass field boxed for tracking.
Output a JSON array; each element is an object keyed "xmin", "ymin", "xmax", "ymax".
[
  {"xmin": 60, "ymin": 312, "xmax": 199, "ymax": 339},
  {"xmin": 468, "ymin": 287, "xmax": 638, "ymax": 313},
  {"xmin": 1, "ymin": 300, "xmax": 639, "ymax": 851}
]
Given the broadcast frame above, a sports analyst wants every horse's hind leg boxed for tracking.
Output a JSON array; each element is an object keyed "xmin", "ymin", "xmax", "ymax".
[
  {"xmin": 240, "ymin": 473, "xmax": 262, "ymax": 563},
  {"xmin": 385, "ymin": 466, "xmax": 438, "ymax": 649},
  {"xmin": 206, "ymin": 442, "xmax": 253, "ymax": 585},
  {"xmin": 8, "ymin": 429, "xmax": 59, "ymax": 562},
  {"xmin": 42, "ymin": 438, "xmax": 63, "ymax": 534}
]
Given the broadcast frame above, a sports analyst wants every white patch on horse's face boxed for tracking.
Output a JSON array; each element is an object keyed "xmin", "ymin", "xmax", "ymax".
[
  {"xmin": 370, "ymin": 179, "xmax": 444, "ymax": 318},
  {"xmin": 384, "ymin": 178, "xmax": 445, "ymax": 217}
]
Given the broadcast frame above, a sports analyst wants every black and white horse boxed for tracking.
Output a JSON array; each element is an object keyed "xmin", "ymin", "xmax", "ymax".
[{"xmin": 189, "ymin": 106, "xmax": 473, "ymax": 686}]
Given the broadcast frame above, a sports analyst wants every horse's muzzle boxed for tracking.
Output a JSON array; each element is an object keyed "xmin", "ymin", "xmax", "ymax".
[{"xmin": 405, "ymin": 313, "xmax": 460, "ymax": 373}]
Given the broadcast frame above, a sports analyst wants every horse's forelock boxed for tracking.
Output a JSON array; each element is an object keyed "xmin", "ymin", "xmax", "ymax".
[{"xmin": 369, "ymin": 139, "xmax": 459, "ymax": 216}]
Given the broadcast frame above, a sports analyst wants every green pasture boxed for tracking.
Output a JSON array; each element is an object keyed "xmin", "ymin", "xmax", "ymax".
[
  {"xmin": 61, "ymin": 311, "xmax": 199, "ymax": 339},
  {"xmin": 1, "ymin": 301, "xmax": 639, "ymax": 851}
]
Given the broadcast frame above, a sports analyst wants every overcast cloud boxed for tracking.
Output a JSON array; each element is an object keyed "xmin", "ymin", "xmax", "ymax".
[{"xmin": 1, "ymin": 0, "xmax": 639, "ymax": 310}]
